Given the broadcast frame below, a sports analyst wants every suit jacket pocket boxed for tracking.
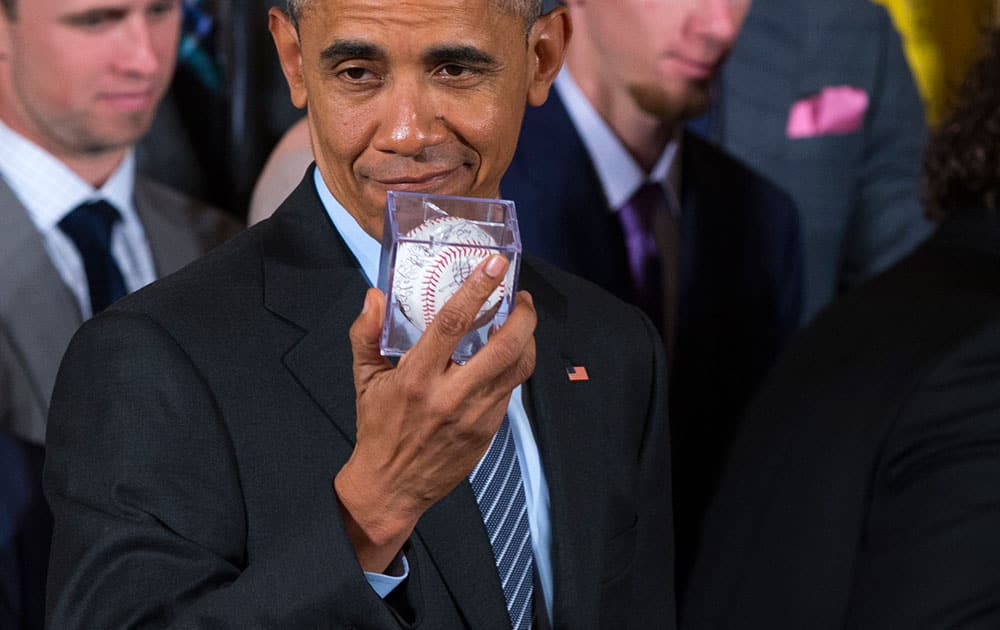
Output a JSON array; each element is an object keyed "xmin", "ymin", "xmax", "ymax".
[{"xmin": 600, "ymin": 515, "xmax": 638, "ymax": 584}]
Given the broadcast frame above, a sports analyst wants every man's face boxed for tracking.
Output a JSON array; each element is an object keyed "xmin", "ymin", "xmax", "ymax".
[
  {"xmin": 571, "ymin": 0, "xmax": 750, "ymax": 122},
  {"xmin": 0, "ymin": 0, "xmax": 180, "ymax": 159},
  {"xmin": 271, "ymin": 0, "xmax": 564, "ymax": 237}
]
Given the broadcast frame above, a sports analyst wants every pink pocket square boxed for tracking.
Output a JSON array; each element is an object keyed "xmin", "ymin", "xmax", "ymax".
[{"xmin": 786, "ymin": 86, "xmax": 869, "ymax": 139}]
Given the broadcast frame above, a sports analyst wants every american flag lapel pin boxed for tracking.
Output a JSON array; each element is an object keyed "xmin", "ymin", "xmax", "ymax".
[{"xmin": 566, "ymin": 365, "xmax": 589, "ymax": 382}]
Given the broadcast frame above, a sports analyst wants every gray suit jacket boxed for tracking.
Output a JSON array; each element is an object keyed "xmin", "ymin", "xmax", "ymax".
[
  {"xmin": 0, "ymin": 176, "xmax": 239, "ymax": 444},
  {"xmin": 702, "ymin": 0, "xmax": 933, "ymax": 320}
]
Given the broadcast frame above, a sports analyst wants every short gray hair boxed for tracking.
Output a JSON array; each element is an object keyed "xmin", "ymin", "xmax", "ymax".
[{"xmin": 285, "ymin": 0, "xmax": 544, "ymax": 34}]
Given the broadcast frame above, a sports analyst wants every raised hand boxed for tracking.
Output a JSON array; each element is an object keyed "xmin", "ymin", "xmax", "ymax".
[{"xmin": 336, "ymin": 254, "xmax": 536, "ymax": 572}]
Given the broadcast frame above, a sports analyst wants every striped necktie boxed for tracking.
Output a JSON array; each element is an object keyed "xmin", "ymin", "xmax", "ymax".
[{"xmin": 468, "ymin": 416, "xmax": 534, "ymax": 629}]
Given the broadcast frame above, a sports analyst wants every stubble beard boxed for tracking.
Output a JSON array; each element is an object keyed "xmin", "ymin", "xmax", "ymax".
[
  {"xmin": 629, "ymin": 81, "xmax": 713, "ymax": 126},
  {"xmin": 75, "ymin": 109, "xmax": 157, "ymax": 155}
]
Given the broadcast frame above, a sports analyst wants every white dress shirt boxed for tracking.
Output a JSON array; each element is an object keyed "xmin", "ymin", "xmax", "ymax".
[
  {"xmin": 313, "ymin": 169, "xmax": 554, "ymax": 622},
  {"xmin": 0, "ymin": 119, "xmax": 157, "ymax": 319}
]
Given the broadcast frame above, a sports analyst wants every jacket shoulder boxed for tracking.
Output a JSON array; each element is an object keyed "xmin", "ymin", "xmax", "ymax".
[{"xmin": 135, "ymin": 176, "xmax": 243, "ymax": 240}]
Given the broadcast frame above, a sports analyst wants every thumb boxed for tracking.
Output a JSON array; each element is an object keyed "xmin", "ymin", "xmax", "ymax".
[{"xmin": 350, "ymin": 288, "xmax": 391, "ymax": 392}]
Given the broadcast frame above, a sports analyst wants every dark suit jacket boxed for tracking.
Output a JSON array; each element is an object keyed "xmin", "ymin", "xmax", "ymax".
[
  {"xmin": 502, "ymin": 90, "xmax": 803, "ymax": 586},
  {"xmin": 703, "ymin": 0, "xmax": 932, "ymax": 319},
  {"xmin": 44, "ymin": 173, "xmax": 675, "ymax": 629},
  {"xmin": 682, "ymin": 209, "xmax": 1000, "ymax": 629},
  {"xmin": 0, "ymin": 433, "xmax": 49, "ymax": 630}
]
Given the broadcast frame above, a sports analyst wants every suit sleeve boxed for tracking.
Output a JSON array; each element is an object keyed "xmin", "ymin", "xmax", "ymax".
[
  {"xmin": 841, "ymin": 9, "xmax": 933, "ymax": 289},
  {"xmin": 843, "ymin": 322, "xmax": 1000, "ymax": 629},
  {"xmin": 44, "ymin": 311, "xmax": 410, "ymax": 629}
]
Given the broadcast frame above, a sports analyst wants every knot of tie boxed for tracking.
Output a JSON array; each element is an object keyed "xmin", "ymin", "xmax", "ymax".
[
  {"xmin": 58, "ymin": 200, "xmax": 127, "ymax": 316},
  {"xmin": 617, "ymin": 183, "xmax": 666, "ymax": 327},
  {"xmin": 619, "ymin": 183, "xmax": 662, "ymax": 233}
]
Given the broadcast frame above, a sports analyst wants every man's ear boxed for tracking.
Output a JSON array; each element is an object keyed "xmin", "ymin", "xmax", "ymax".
[
  {"xmin": 526, "ymin": 7, "xmax": 571, "ymax": 107},
  {"xmin": 269, "ymin": 8, "xmax": 308, "ymax": 110}
]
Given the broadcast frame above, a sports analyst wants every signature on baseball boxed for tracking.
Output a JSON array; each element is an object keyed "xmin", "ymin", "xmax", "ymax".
[{"xmin": 392, "ymin": 216, "xmax": 507, "ymax": 332}]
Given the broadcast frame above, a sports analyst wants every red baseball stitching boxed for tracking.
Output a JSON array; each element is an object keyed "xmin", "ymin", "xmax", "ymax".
[
  {"xmin": 396, "ymin": 217, "xmax": 508, "ymax": 331},
  {"xmin": 419, "ymin": 245, "xmax": 505, "ymax": 329}
]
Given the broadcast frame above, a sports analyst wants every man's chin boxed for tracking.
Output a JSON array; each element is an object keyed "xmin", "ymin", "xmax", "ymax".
[
  {"xmin": 76, "ymin": 118, "xmax": 155, "ymax": 155},
  {"xmin": 631, "ymin": 82, "xmax": 712, "ymax": 125},
  {"xmin": 77, "ymin": 136, "xmax": 144, "ymax": 156}
]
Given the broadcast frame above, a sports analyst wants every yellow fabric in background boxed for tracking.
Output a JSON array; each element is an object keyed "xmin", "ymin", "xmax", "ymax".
[{"xmin": 873, "ymin": 0, "xmax": 996, "ymax": 124}]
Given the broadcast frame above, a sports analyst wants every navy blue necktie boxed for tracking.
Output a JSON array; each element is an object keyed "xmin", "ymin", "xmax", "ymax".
[
  {"xmin": 469, "ymin": 416, "xmax": 534, "ymax": 629},
  {"xmin": 58, "ymin": 200, "xmax": 128, "ymax": 315}
]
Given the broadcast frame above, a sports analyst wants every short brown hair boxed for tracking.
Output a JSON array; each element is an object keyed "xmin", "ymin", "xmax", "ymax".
[{"xmin": 925, "ymin": 28, "xmax": 1000, "ymax": 219}]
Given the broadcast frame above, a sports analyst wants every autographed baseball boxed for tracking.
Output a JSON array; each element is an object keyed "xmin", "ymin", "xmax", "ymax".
[{"xmin": 392, "ymin": 217, "xmax": 505, "ymax": 331}]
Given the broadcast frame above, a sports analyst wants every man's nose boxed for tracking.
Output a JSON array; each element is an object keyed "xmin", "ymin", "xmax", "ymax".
[
  {"xmin": 691, "ymin": 0, "xmax": 745, "ymax": 47},
  {"xmin": 114, "ymin": 16, "xmax": 164, "ymax": 76},
  {"xmin": 371, "ymin": 78, "xmax": 449, "ymax": 156}
]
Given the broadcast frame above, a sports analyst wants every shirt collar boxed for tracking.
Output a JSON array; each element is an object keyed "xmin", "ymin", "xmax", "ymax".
[
  {"xmin": 555, "ymin": 68, "xmax": 681, "ymax": 211},
  {"xmin": 0, "ymin": 117, "xmax": 136, "ymax": 230},
  {"xmin": 313, "ymin": 167, "xmax": 382, "ymax": 285}
]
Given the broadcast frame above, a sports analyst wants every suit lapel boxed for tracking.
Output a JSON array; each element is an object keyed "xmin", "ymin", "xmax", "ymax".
[
  {"xmin": 717, "ymin": 0, "xmax": 808, "ymax": 156},
  {"xmin": 504, "ymin": 92, "xmax": 633, "ymax": 303},
  {"xmin": 0, "ymin": 180, "xmax": 82, "ymax": 442},
  {"xmin": 134, "ymin": 177, "xmax": 204, "ymax": 276},
  {"xmin": 413, "ymin": 485, "xmax": 512, "ymax": 629},
  {"xmin": 520, "ymin": 263, "xmax": 606, "ymax": 627},
  {"xmin": 260, "ymin": 175, "xmax": 369, "ymax": 446},
  {"xmin": 260, "ymin": 173, "xmax": 508, "ymax": 627}
]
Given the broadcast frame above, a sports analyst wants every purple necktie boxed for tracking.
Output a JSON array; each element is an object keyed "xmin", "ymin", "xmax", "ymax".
[{"xmin": 618, "ymin": 183, "xmax": 667, "ymax": 330}]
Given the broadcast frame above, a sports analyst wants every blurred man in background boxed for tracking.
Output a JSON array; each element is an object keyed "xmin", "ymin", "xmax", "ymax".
[
  {"xmin": 0, "ymin": 0, "xmax": 237, "ymax": 625},
  {"xmin": 700, "ymin": 0, "xmax": 933, "ymax": 322},
  {"xmin": 499, "ymin": 0, "xmax": 803, "ymax": 588}
]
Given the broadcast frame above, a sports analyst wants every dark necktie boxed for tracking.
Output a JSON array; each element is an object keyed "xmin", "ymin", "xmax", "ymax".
[
  {"xmin": 618, "ymin": 183, "xmax": 667, "ymax": 330},
  {"xmin": 58, "ymin": 200, "xmax": 128, "ymax": 315},
  {"xmin": 469, "ymin": 416, "xmax": 534, "ymax": 629}
]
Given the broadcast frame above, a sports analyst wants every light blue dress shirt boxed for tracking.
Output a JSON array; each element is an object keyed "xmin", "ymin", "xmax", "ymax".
[
  {"xmin": 313, "ymin": 170, "xmax": 554, "ymax": 620},
  {"xmin": 555, "ymin": 68, "xmax": 681, "ymax": 212}
]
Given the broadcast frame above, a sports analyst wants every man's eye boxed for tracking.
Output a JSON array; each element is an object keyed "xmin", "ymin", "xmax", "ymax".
[
  {"xmin": 439, "ymin": 65, "xmax": 471, "ymax": 78},
  {"xmin": 148, "ymin": 1, "xmax": 177, "ymax": 18},
  {"xmin": 341, "ymin": 67, "xmax": 372, "ymax": 81},
  {"xmin": 72, "ymin": 11, "xmax": 115, "ymax": 28}
]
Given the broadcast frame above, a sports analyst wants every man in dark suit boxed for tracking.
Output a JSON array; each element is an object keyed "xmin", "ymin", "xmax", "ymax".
[
  {"xmin": 700, "ymin": 0, "xmax": 932, "ymax": 321},
  {"xmin": 45, "ymin": 1, "xmax": 675, "ymax": 627},
  {"xmin": 0, "ymin": 2, "xmax": 237, "ymax": 626},
  {"xmin": 501, "ymin": 0, "xmax": 802, "ymax": 586},
  {"xmin": 682, "ymin": 31, "xmax": 1000, "ymax": 629}
]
